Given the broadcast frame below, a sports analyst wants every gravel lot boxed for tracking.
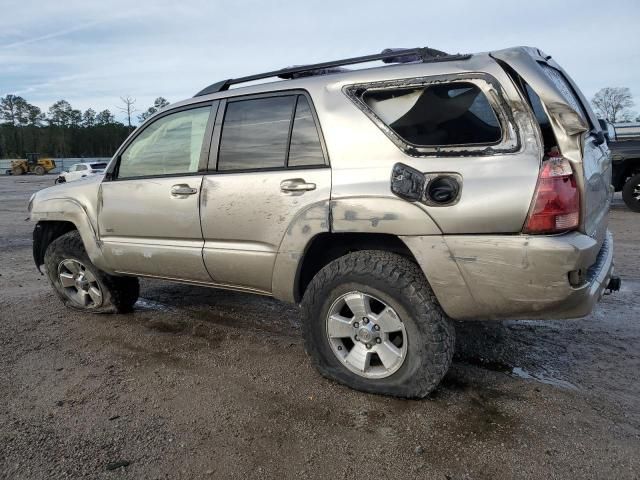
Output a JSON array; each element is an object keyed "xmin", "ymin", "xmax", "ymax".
[{"xmin": 1, "ymin": 175, "xmax": 639, "ymax": 479}]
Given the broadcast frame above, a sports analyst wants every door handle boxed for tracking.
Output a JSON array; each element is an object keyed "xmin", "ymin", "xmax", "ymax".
[
  {"xmin": 280, "ymin": 178, "xmax": 316, "ymax": 193},
  {"xmin": 171, "ymin": 184, "xmax": 198, "ymax": 196}
]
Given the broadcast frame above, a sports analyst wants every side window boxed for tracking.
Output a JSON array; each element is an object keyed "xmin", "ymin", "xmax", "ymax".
[
  {"xmin": 362, "ymin": 82, "xmax": 502, "ymax": 146},
  {"xmin": 117, "ymin": 106, "xmax": 211, "ymax": 179},
  {"xmin": 288, "ymin": 96, "xmax": 324, "ymax": 167},
  {"xmin": 218, "ymin": 96, "xmax": 295, "ymax": 171}
]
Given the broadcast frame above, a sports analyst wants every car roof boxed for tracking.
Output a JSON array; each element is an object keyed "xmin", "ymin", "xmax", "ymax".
[{"xmin": 144, "ymin": 46, "xmax": 543, "ymax": 120}]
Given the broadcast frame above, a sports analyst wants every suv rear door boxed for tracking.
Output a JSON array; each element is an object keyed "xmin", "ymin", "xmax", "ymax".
[
  {"xmin": 492, "ymin": 47, "xmax": 612, "ymax": 244},
  {"xmin": 199, "ymin": 92, "xmax": 330, "ymax": 293}
]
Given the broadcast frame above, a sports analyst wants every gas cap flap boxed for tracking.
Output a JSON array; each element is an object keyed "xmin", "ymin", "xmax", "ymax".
[
  {"xmin": 391, "ymin": 163, "xmax": 462, "ymax": 207},
  {"xmin": 390, "ymin": 163, "xmax": 426, "ymax": 202}
]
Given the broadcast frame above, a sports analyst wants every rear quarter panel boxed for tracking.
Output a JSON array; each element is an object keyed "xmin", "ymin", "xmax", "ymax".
[{"xmin": 305, "ymin": 55, "xmax": 542, "ymax": 235}]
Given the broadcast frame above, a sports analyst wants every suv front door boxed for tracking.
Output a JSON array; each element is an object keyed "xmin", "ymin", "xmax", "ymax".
[
  {"xmin": 98, "ymin": 103, "xmax": 217, "ymax": 282},
  {"xmin": 200, "ymin": 93, "xmax": 331, "ymax": 293}
]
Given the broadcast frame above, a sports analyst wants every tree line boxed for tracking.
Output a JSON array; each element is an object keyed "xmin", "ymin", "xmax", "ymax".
[
  {"xmin": 1, "ymin": 86, "xmax": 637, "ymax": 159},
  {"xmin": 0, "ymin": 95, "xmax": 169, "ymax": 159}
]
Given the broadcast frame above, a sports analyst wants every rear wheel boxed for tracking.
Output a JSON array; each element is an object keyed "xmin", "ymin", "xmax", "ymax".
[
  {"xmin": 301, "ymin": 250, "xmax": 455, "ymax": 398},
  {"xmin": 44, "ymin": 231, "xmax": 139, "ymax": 313},
  {"xmin": 11, "ymin": 166, "xmax": 24, "ymax": 175},
  {"xmin": 33, "ymin": 165, "xmax": 46, "ymax": 175},
  {"xmin": 622, "ymin": 173, "xmax": 640, "ymax": 212}
]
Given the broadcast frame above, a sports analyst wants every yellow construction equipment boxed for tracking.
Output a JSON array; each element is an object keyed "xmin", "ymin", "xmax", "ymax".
[{"xmin": 11, "ymin": 153, "xmax": 56, "ymax": 176}]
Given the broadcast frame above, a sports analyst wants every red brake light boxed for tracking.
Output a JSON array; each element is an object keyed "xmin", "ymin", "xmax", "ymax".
[{"xmin": 523, "ymin": 155, "xmax": 580, "ymax": 234}]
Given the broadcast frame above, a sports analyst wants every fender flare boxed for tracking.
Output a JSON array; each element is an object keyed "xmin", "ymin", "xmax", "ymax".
[{"xmin": 30, "ymin": 198, "xmax": 112, "ymax": 273}]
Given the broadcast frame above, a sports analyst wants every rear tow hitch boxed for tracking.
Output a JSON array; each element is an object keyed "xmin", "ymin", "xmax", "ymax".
[{"xmin": 605, "ymin": 276, "xmax": 621, "ymax": 294}]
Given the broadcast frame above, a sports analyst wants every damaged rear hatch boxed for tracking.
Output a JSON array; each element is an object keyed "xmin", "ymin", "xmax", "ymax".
[{"xmin": 492, "ymin": 46, "xmax": 612, "ymax": 246}]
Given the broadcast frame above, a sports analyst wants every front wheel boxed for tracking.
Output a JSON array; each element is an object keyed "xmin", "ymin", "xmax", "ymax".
[
  {"xmin": 301, "ymin": 251, "xmax": 455, "ymax": 398},
  {"xmin": 33, "ymin": 165, "xmax": 46, "ymax": 175},
  {"xmin": 44, "ymin": 231, "xmax": 139, "ymax": 313},
  {"xmin": 622, "ymin": 173, "xmax": 640, "ymax": 212}
]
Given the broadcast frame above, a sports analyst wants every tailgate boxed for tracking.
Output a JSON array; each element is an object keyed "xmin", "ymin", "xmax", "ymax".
[{"xmin": 492, "ymin": 47, "xmax": 611, "ymax": 245}]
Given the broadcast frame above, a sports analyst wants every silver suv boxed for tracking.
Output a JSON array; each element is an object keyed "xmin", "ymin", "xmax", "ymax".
[{"xmin": 29, "ymin": 46, "xmax": 620, "ymax": 397}]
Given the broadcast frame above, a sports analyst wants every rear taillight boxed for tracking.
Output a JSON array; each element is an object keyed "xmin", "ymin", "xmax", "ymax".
[{"xmin": 523, "ymin": 155, "xmax": 580, "ymax": 234}]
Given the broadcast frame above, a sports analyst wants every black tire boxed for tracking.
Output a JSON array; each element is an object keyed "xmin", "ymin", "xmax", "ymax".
[
  {"xmin": 54, "ymin": 176, "xmax": 65, "ymax": 184},
  {"xmin": 33, "ymin": 165, "xmax": 46, "ymax": 175},
  {"xmin": 11, "ymin": 166, "xmax": 24, "ymax": 175},
  {"xmin": 622, "ymin": 173, "xmax": 640, "ymax": 212},
  {"xmin": 44, "ymin": 230, "xmax": 139, "ymax": 313},
  {"xmin": 301, "ymin": 250, "xmax": 455, "ymax": 398}
]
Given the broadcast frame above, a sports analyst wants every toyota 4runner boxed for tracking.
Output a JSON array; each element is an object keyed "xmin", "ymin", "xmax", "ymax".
[{"xmin": 29, "ymin": 46, "xmax": 620, "ymax": 398}]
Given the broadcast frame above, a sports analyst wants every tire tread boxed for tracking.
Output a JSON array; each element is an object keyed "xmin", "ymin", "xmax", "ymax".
[{"xmin": 301, "ymin": 250, "xmax": 454, "ymax": 398}]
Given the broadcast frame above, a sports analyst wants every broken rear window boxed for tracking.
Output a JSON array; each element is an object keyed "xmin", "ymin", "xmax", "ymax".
[
  {"xmin": 362, "ymin": 83, "xmax": 502, "ymax": 147},
  {"xmin": 539, "ymin": 64, "xmax": 587, "ymax": 122}
]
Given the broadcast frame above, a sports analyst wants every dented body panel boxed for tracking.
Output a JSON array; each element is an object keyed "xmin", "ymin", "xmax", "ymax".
[
  {"xmin": 29, "ymin": 45, "xmax": 615, "ymax": 321},
  {"xmin": 30, "ymin": 176, "xmax": 111, "ymax": 273},
  {"xmin": 200, "ymin": 168, "xmax": 331, "ymax": 293},
  {"xmin": 491, "ymin": 47, "xmax": 612, "ymax": 244},
  {"xmin": 402, "ymin": 231, "xmax": 614, "ymax": 320}
]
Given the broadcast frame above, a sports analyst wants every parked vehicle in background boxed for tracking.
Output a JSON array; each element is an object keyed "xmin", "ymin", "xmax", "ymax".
[
  {"xmin": 601, "ymin": 121, "xmax": 640, "ymax": 212},
  {"xmin": 55, "ymin": 162, "xmax": 108, "ymax": 184},
  {"xmin": 29, "ymin": 46, "xmax": 620, "ymax": 398},
  {"xmin": 10, "ymin": 153, "xmax": 56, "ymax": 175}
]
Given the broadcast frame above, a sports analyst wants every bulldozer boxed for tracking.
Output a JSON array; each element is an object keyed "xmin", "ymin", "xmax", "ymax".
[{"xmin": 11, "ymin": 153, "xmax": 57, "ymax": 176}]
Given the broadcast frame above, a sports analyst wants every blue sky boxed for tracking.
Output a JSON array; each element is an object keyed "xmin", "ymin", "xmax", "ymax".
[{"xmin": 1, "ymin": 0, "xmax": 639, "ymax": 123}]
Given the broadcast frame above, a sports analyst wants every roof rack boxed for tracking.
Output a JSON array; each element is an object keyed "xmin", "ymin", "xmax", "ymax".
[{"xmin": 194, "ymin": 47, "xmax": 470, "ymax": 97}]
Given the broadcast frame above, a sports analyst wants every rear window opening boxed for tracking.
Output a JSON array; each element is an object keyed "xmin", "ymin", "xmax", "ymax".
[
  {"xmin": 524, "ymin": 83, "xmax": 559, "ymax": 155},
  {"xmin": 498, "ymin": 61, "xmax": 559, "ymax": 156},
  {"xmin": 362, "ymin": 82, "xmax": 502, "ymax": 147}
]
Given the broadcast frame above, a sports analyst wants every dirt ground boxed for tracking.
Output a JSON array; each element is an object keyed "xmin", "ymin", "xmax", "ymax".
[{"xmin": 1, "ymin": 175, "xmax": 638, "ymax": 480}]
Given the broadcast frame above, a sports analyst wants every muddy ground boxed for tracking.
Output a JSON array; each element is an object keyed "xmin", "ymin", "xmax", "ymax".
[{"xmin": 0, "ymin": 175, "xmax": 638, "ymax": 479}]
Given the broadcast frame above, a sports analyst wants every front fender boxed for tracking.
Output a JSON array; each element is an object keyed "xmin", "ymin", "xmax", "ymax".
[{"xmin": 31, "ymin": 198, "xmax": 111, "ymax": 273}]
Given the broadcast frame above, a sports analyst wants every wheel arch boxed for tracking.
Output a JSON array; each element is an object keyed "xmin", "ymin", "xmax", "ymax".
[
  {"xmin": 33, "ymin": 221, "xmax": 77, "ymax": 272},
  {"xmin": 292, "ymin": 232, "xmax": 420, "ymax": 303},
  {"xmin": 31, "ymin": 197, "xmax": 110, "ymax": 273}
]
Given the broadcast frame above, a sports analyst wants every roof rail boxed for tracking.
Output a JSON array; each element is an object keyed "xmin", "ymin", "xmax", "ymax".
[{"xmin": 194, "ymin": 47, "xmax": 470, "ymax": 97}]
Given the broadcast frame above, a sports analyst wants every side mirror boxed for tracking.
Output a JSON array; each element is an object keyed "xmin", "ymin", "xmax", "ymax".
[{"xmin": 593, "ymin": 130, "xmax": 605, "ymax": 146}]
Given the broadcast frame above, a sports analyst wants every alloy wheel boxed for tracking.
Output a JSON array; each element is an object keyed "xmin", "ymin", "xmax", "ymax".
[
  {"xmin": 326, "ymin": 291, "xmax": 407, "ymax": 379},
  {"xmin": 57, "ymin": 259, "xmax": 103, "ymax": 308}
]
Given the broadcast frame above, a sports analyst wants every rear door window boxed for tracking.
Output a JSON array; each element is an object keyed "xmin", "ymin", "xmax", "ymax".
[
  {"xmin": 218, "ymin": 96, "xmax": 295, "ymax": 171},
  {"xmin": 362, "ymin": 83, "xmax": 502, "ymax": 146},
  {"xmin": 288, "ymin": 96, "xmax": 324, "ymax": 167},
  {"xmin": 217, "ymin": 94, "xmax": 325, "ymax": 171}
]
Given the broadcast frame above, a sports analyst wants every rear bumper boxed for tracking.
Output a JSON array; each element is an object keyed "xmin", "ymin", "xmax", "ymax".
[{"xmin": 401, "ymin": 230, "xmax": 615, "ymax": 321}]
